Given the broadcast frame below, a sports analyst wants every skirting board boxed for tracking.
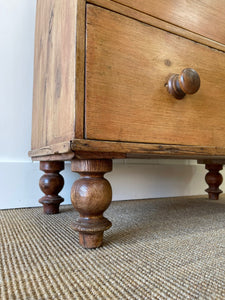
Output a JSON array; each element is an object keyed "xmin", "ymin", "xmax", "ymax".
[{"xmin": 0, "ymin": 160, "xmax": 219, "ymax": 209}]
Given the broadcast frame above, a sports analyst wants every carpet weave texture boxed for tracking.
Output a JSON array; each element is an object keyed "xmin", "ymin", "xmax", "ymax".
[{"xmin": 1, "ymin": 196, "xmax": 225, "ymax": 299}]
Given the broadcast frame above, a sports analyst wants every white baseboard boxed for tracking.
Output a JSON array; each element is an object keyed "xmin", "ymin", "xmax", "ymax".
[{"xmin": 0, "ymin": 160, "xmax": 217, "ymax": 209}]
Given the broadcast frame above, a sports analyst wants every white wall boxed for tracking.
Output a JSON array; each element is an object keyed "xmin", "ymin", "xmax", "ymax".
[{"xmin": 0, "ymin": 0, "xmax": 223, "ymax": 209}]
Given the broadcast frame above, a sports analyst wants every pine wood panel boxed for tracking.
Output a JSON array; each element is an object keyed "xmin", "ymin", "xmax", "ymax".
[
  {"xmin": 88, "ymin": 0, "xmax": 225, "ymax": 53},
  {"xmin": 85, "ymin": 5, "xmax": 225, "ymax": 148},
  {"xmin": 111, "ymin": 0, "xmax": 225, "ymax": 45},
  {"xmin": 31, "ymin": 0, "xmax": 85, "ymax": 150}
]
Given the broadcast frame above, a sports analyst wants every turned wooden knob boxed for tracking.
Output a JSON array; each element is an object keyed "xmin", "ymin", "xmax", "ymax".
[{"xmin": 167, "ymin": 68, "xmax": 200, "ymax": 99}]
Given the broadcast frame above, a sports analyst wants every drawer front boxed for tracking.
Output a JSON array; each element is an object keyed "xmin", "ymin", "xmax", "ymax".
[
  {"xmin": 111, "ymin": 0, "xmax": 225, "ymax": 45},
  {"xmin": 85, "ymin": 5, "xmax": 225, "ymax": 147}
]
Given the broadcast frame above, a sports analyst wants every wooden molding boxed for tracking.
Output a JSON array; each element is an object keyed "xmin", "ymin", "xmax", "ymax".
[
  {"xmin": 28, "ymin": 142, "xmax": 73, "ymax": 157},
  {"xmin": 29, "ymin": 139, "xmax": 225, "ymax": 161},
  {"xmin": 72, "ymin": 139, "xmax": 225, "ymax": 159}
]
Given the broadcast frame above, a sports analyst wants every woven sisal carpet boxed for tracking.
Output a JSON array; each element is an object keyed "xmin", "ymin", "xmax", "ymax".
[{"xmin": 1, "ymin": 196, "xmax": 225, "ymax": 299}]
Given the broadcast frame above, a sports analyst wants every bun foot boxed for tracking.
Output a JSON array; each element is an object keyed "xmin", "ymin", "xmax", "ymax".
[
  {"xmin": 39, "ymin": 161, "xmax": 64, "ymax": 214},
  {"xmin": 71, "ymin": 159, "xmax": 112, "ymax": 248},
  {"xmin": 205, "ymin": 164, "xmax": 223, "ymax": 200}
]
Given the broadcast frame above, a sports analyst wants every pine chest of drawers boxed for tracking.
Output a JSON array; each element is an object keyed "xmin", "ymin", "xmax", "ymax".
[{"xmin": 29, "ymin": 0, "xmax": 225, "ymax": 248}]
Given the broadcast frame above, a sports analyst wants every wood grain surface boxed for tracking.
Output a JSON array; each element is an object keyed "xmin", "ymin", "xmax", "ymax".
[
  {"xmin": 31, "ymin": 0, "xmax": 85, "ymax": 150},
  {"xmin": 111, "ymin": 0, "xmax": 225, "ymax": 45},
  {"xmin": 85, "ymin": 5, "xmax": 225, "ymax": 148},
  {"xmin": 89, "ymin": 0, "xmax": 225, "ymax": 53}
]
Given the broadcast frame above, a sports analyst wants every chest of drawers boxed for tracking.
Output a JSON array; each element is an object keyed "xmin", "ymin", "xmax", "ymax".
[{"xmin": 29, "ymin": 0, "xmax": 225, "ymax": 248}]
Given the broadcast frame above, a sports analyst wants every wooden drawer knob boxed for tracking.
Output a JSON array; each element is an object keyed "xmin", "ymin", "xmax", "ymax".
[{"xmin": 167, "ymin": 68, "xmax": 200, "ymax": 99}]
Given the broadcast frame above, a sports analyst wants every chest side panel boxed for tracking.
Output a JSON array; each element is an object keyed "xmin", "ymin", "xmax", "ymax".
[{"xmin": 31, "ymin": 0, "xmax": 77, "ymax": 150}]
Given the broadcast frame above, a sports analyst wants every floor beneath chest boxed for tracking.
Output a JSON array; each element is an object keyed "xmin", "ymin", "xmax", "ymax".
[{"xmin": 1, "ymin": 195, "xmax": 225, "ymax": 299}]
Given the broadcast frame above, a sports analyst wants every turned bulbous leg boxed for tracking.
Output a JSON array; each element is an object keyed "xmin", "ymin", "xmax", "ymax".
[
  {"xmin": 39, "ymin": 161, "xmax": 64, "ymax": 214},
  {"xmin": 71, "ymin": 159, "xmax": 112, "ymax": 249},
  {"xmin": 205, "ymin": 164, "xmax": 223, "ymax": 200}
]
